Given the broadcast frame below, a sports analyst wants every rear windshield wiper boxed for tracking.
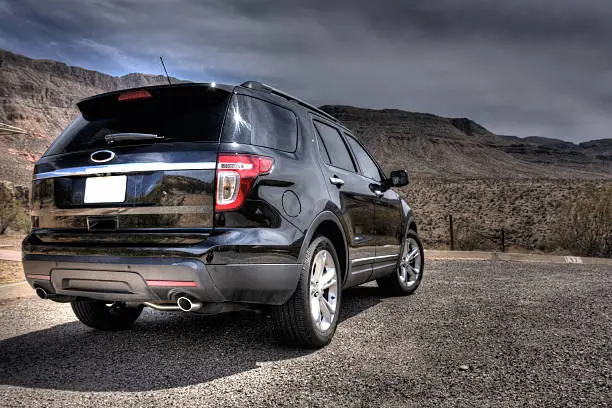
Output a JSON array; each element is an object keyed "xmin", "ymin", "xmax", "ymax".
[{"xmin": 105, "ymin": 133, "xmax": 164, "ymax": 144}]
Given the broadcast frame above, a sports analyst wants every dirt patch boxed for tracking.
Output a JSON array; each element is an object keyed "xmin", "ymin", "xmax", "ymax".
[
  {"xmin": 0, "ymin": 260, "xmax": 23, "ymax": 284},
  {"xmin": 0, "ymin": 235, "xmax": 25, "ymax": 250}
]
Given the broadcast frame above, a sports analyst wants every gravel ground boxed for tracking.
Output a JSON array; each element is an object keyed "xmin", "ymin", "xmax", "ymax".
[{"xmin": 0, "ymin": 260, "xmax": 610, "ymax": 407}]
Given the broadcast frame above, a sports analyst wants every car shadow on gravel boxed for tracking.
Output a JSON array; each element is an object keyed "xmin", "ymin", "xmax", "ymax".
[{"xmin": 0, "ymin": 285, "xmax": 381, "ymax": 392}]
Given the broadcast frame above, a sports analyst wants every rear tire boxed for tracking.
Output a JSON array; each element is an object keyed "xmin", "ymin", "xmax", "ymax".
[
  {"xmin": 71, "ymin": 300, "xmax": 143, "ymax": 331},
  {"xmin": 272, "ymin": 236, "xmax": 342, "ymax": 348},
  {"xmin": 377, "ymin": 229, "xmax": 424, "ymax": 296}
]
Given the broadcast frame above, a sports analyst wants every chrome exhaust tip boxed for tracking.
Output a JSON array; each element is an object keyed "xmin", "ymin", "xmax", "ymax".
[
  {"xmin": 35, "ymin": 287, "xmax": 48, "ymax": 299},
  {"xmin": 177, "ymin": 296, "xmax": 202, "ymax": 312}
]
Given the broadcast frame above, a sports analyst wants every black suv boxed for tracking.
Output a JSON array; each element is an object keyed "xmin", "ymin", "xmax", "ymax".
[{"xmin": 22, "ymin": 81, "xmax": 423, "ymax": 347}]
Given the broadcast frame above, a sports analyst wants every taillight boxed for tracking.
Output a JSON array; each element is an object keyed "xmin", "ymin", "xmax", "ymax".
[
  {"xmin": 215, "ymin": 154, "xmax": 274, "ymax": 212},
  {"xmin": 117, "ymin": 90, "xmax": 152, "ymax": 102}
]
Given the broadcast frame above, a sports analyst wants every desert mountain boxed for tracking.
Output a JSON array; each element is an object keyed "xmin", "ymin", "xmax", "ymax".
[
  {"xmin": 0, "ymin": 49, "xmax": 182, "ymax": 184},
  {"xmin": 1, "ymin": 49, "xmax": 611, "ymax": 185},
  {"xmin": 320, "ymin": 106, "xmax": 611, "ymax": 179}
]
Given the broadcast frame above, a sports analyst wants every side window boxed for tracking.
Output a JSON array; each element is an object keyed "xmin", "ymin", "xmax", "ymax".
[
  {"xmin": 313, "ymin": 121, "xmax": 356, "ymax": 172},
  {"xmin": 346, "ymin": 134, "xmax": 382, "ymax": 182},
  {"xmin": 221, "ymin": 95, "xmax": 298, "ymax": 152},
  {"xmin": 316, "ymin": 132, "xmax": 331, "ymax": 165}
]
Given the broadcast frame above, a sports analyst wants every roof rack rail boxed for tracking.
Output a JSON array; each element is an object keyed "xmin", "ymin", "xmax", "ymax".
[{"xmin": 239, "ymin": 81, "xmax": 344, "ymax": 127}]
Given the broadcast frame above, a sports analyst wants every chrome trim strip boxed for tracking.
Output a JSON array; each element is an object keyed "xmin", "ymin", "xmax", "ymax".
[
  {"xmin": 222, "ymin": 263, "xmax": 298, "ymax": 267},
  {"xmin": 351, "ymin": 261, "xmax": 397, "ymax": 275},
  {"xmin": 372, "ymin": 262, "xmax": 397, "ymax": 271},
  {"xmin": 34, "ymin": 162, "xmax": 217, "ymax": 180},
  {"xmin": 351, "ymin": 254, "xmax": 399, "ymax": 264},
  {"xmin": 350, "ymin": 267, "xmax": 371, "ymax": 275},
  {"xmin": 31, "ymin": 205, "xmax": 212, "ymax": 217}
]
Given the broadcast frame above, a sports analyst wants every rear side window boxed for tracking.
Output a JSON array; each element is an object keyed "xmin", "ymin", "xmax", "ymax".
[
  {"xmin": 222, "ymin": 95, "xmax": 298, "ymax": 152},
  {"xmin": 44, "ymin": 87, "xmax": 231, "ymax": 156},
  {"xmin": 315, "ymin": 132, "xmax": 331, "ymax": 165},
  {"xmin": 346, "ymin": 134, "xmax": 383, "ymax": 182},
  {"xmin": 313, "ymin": 121, "xmax": 356, "ymax": 172}
]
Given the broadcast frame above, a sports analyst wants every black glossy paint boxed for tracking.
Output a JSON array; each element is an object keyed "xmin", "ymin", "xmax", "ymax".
[{"xmin": 23, "ymin": 82, "xmax": 418, "ymax": 306}]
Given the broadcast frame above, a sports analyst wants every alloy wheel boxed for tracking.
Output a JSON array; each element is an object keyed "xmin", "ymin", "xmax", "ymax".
[
  {"xmin": 399, "ymin": 237, "xmax": 421, "ymax": 287},
  {"xmin": 309, "ymin": 249, "xmax": 339, "ymax": 331}
]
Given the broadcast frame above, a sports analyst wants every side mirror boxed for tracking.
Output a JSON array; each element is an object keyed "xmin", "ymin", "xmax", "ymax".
[{"xmin": 386, "ymin": 169, "xmax": 409, "ymax": 188}]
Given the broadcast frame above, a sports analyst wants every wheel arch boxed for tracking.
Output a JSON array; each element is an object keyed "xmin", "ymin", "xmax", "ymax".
[
  {"xmin": 299, "ymin": 211, "xmax": 349, "ymax": 285},
  {"xmin": 408, "ymin": 220, "xmax": 418, "ymax": 234},
  {"xmin": 401, "ymin": 198, "xmax": 418, "ymax": 237}
]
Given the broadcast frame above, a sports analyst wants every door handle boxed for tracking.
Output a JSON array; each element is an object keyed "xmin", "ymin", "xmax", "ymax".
[{"xmin": 329, "ymin": 176, "xmax": 344, "ymax": 187}]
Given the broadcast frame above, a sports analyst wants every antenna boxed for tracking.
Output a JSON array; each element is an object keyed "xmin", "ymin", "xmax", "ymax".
[{"xmin": 159, "ymin": 56, "xmax": 172, "ymax": 85}]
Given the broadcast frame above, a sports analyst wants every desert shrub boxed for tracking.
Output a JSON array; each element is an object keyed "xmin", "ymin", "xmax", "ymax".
[
  {"xmin": 0, "ymin": 187, "xmax": 30, "ymax": 234},
  {"xmin": 455, "ymin": 222, "xmax": 496, "ymax": 251},
  {"xmin": 553, "ymin": 186, "xmax": 612, "ymax": 258}
]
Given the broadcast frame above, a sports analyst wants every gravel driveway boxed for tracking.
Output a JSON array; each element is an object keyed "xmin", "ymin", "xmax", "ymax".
[{"xmin": 0, "ymin": 260, "xmax": 610, "ymax": 407}]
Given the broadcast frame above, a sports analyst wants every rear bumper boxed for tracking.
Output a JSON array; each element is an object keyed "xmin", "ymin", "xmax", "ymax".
[{"xmin": 23, "ymin": 254, "xmax": 301, "ymax": 305}]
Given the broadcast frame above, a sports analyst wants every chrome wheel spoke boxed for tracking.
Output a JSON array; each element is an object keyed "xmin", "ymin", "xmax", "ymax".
[
  {"xmin": 408, "ymin": 264, "xmax": 418, "ymax": 279},
  {"xmin": 320, "ymin": 297, "xmax": 333, "ymax": 320},
  {"xmin": 407, "ymin": 247, "xmax": 419, "ymax": 262},
  {"xmin": 312, "ymin": 255, "xmax": 324, "ymax": 282},
  {"xmin": 310, "ymin": 293, "xmax": 321, "ymax": 321},
  {"xmin": 320, "ymin": 277, "xmax": 337, "ymax": 291},
  {"xmin": 400, "ymin": 266, "xmax": 407, "ymax": 282},
  {"xmin": 319, "ymin": 267, "xmax": 336, "ymax": 290}
]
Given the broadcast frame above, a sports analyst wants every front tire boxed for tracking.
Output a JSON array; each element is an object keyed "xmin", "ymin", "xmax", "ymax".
[
  {"xmin": 272, "ymin": 236, "xmax": 342, "ymax": 348},
  {"xmin": 71, "ymin": 300, "xmax": 143, "ymax": 331},
  {"xmin": 377, "ymin": 229, "xmax": 424, "ymax": 296}
]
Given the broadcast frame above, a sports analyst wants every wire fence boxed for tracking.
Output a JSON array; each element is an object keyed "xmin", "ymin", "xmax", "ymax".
[{"xmin": 446, "ymin": 214, "xmax": 512, "ymax": 252}]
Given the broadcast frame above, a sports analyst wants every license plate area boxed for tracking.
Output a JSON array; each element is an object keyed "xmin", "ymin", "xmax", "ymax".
[{"xmin": 84, "ymin": 175, "xmax": 127, "ymax": 204}]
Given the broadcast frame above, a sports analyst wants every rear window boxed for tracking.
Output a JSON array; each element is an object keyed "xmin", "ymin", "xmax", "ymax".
[
  {"xmin": 221, "ymin": 94, "xmax": 298, "ymax": 152},
  {"xmin": 44, "ymin": 86, "xmax": 231, "ymax": 156}
]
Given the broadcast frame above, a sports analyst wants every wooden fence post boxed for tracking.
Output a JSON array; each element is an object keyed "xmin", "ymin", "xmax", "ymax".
[{"xmin": 449, "ymin": 214, "xmax": 454, "ymax": 251}]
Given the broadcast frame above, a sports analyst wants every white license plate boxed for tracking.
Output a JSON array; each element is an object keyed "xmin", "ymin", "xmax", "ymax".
[{"xmin": 84, "ymin": 175, "xmax": 127, "ymax": 204}]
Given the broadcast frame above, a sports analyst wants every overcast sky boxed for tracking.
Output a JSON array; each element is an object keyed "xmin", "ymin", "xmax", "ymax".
[{"xmin": 1, "ymin": 0, "xmax": 611, "ymax": 142}]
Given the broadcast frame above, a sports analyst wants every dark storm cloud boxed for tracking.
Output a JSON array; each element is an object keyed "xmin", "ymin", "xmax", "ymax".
[{"xmin": 1, "ymin": 0, "xmax": 611, "ymax": 142}]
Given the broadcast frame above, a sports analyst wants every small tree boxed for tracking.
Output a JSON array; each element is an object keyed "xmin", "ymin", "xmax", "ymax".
[{"xmin": 554, "ymin": 186, "xmax": 612, "ymax": 258}]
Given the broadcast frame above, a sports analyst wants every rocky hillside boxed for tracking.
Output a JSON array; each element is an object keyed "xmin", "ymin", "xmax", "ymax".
[
  {"xmin": 321, "ymin": 106, "xmax": 612, "ymax": 179},
  {"xmin": 0, "ymin": 49, "xmax": 182, "ymax": 184}
]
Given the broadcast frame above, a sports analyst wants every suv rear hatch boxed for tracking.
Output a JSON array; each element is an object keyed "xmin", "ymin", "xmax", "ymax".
[{"xmin": 30, "ymin": 84, "xmax": 232, "ymax": 245}]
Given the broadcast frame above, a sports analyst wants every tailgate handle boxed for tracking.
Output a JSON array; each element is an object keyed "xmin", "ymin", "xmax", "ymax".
[{"xmin": 87, "ymin": 216, "xmax": 118, "ymax": 231}]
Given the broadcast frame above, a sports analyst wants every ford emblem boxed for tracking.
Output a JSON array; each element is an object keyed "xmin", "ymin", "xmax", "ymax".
[{"xmin": 90, "ymin": 150, "xmax": 115, "ymax": 163}]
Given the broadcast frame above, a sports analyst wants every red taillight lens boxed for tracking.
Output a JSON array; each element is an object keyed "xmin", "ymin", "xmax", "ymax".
[
  {"xmin": 117, "ymin": 90, "xmax": 152, "ymax": 102},
  {"xmin": 215, "ymin": 154, "xmax": 274, "ymax": 212}
]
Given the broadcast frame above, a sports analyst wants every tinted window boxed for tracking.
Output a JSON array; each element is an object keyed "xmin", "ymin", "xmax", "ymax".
[
  {"xmin": 346, "ymin": 134, "xmax": 382, "ymax": 181},
  {"xmin": 222, "ymin": 95, "xmax": 298, "ymax": 152},
  {"xmin": 45, "ymin": 87, "xmax": 231, "ymax": 156},
  {"xmin": 313, "ymin": 121, "xmax": 356, "ymax": 172},
  {"xmin": 316, "ymin": 132, "xmax": 331, "ymax": 165}
]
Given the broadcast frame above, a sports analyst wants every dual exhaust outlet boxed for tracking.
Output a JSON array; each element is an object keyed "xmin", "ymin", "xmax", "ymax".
[
  {"xmin": 176, "ymin": 297, "xmax": 202, "ymax": 312},
  {"xmin": 36, "ymin": 287, "xmax": 202, "ymax": 313},
  {"xmin": 35, "ymin": 287, "xmax": 49, "ymax": 299}
]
